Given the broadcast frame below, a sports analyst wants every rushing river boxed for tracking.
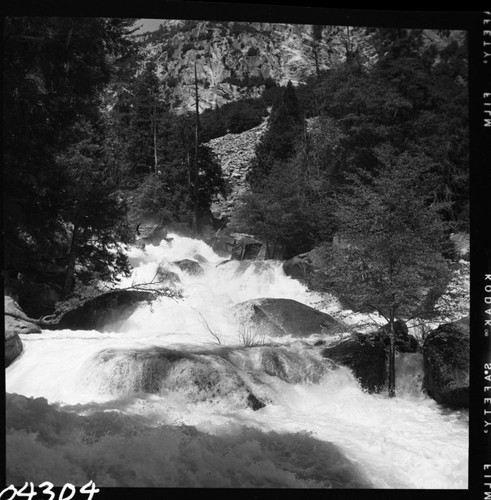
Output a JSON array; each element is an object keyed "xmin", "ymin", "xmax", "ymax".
[{"xmin": 5, "ymin": 234, "xmax": 469, "ymax": 489}]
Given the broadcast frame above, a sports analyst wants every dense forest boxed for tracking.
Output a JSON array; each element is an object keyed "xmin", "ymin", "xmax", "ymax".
[{"xmin": 3, "ymin": 18, "xmax": 468, "ymax": 325}]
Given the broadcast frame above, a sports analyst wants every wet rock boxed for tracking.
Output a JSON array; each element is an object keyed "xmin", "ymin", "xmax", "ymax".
[
  {"xmin": 282, "ymin": 245, "xmax": 333, "ymax": 290},
  {"xmin": 173, "ymin": 259, "xmax": 204, "ymax": 276},
  {"xmin": 283, "ymin": 253, "xmax": 312, "ymax": 281},
  {"xmin": 94, "ymin": 347, "xmax": 265, "ymax": 410},
  {"xmin": 54, "ymin": 290, "xmax": 157, "ymax": 332},
  {"xmin": 247, "ymin": 392, "xmax": 266, "ymax": 411},
  {"xmin": 233, "ymin": 298, "xmax": 344, "ymax": 338},
  {"xmin": 321, "ymin": 333, "xmax": 387, "ymax": 393},
  {"xmin": 136, "ymin": 224, "xmax": 170, "ymax": 247},
  {"xmin": 230, "ymin": 234, "xmax": 263, "ymax": 261},
  {"xmin": 193, "ymin": 254, "xmax": 209, "ymax": 264},
  {"xmin": 209, "ymin": 234, "xmax": 237, "ymax": 256},
  {"xmin": 166, "ymin": 222, "xmax": 194, "ymax": 237},
  {"xmin": 156, "ymin": 264, "xmax": 181, "ymax": 285},
  {"xmin": 259, "ymin": 346, "xmax": 329, "ymax": 383},
  {"xmin": 5, "ymin": 296, "xmax": 41, "ymax": 367},
  {"xmin": 423, "ymin": 317, "xmax": 469, "ymax": 408},
  {"xmin": 5, "ymin": 332, "xmax": 23, "ymax": 368},
  {"xmin": 209, "ymin": 232, "xmax": 266, "ymax": 260}
]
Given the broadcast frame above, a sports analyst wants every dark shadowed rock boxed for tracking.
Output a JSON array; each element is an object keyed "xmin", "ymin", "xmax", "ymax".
[
  {"xmin": 375, "ymin": 320, "xmax": 420, "ymax": 353},
  {"xmin": 247, "ymin": 392, "xmax": 266, "ymax": 411},
  {"xmin": 283, "ymin": 253, "xmax": 312, "ymax": 281},
  {"xmin": 282, "ymin": 246, "xmax": 334, "ymax": 290},
  {"xmin": 231, "ymin": 236, "xmax": 263, "ymax": 261},
  {"xmin": 210, "ymin": 232, "xmax": 268, "ymax": 260},
  {"xmin": 423, "ymin": 317, "xmax": 469, "ymax": 408},
  {"xmin": 54, "ymin": 290, "xmax": 157, "ymax": 332},
  {"xmin": 321, "ymin": 333, "xmax": 387, "ymax": 393},
  {"xmin": 5, "ymin": 296, "xmax": 42, "ymax": 367},
  {"xmin": 233, "ymin": 298, "xmax": 344, "ymax": 338},
  {"xmin": 173, "ymin": 259, "xmax": 204, "ymax": 276},
  {"xmin": 209, "ymin": 234, "xmax": 236, "ymax": 256},
  {"xmin": 136, "ymin": 224, "xmax": 170, "ymax": 247}
]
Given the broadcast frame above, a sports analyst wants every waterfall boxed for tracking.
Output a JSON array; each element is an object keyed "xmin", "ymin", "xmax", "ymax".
[{"xmin": 5, "ymin": 234, "xmax": 468, "ymax": 489}]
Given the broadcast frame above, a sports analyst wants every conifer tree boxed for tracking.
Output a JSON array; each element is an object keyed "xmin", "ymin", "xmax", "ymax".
[
  {"xmin": 248, "ymin": 80, "xmax": 304, "ymax": 189},
  {"xmin": 330, "ymin": 149, "xmax": 450, "ymax": 397},
  {"xmin": 3, "ymin": 16, "xmax": 135, "ymax": 312}
]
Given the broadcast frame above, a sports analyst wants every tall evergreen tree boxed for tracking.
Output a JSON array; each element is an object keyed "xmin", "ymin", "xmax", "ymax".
[
  {"xmin": 330, "ymin": 150, "xmax": 450, "ymax": 396},
  {"xmin": 248, "ymin": 80, "xmax": 304, "ymax": 189},
  {"xmin": 3, "ymin": 16, "xmax": 135, "ymax": 313},
  {"xmin": 125, "ymin": 60, "xmax": 165, "ymax": 178}
]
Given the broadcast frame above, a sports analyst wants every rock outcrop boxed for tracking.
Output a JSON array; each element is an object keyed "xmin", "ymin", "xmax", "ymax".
[
  {"xmin": 282, "ymin": 245, "xmax": 333, "ymax": 290},
  {"xmin": 233, "ymin": 298, "xmax": 344, "ymax": 338},
  {"xmin": 135, "ymin": 223, "xmax": 170, "ymax": 248},
  {"xmin": 139, "ymin": 21, "xmax": 379, "ymax": 115},
  {"xmin": 54, "ymin": 290, "xmax": 157, "ymax": 332},
  {"xmin": 5, "ymin": 296, "xmax": 41, "ymax": 367},
  {"xmin": 173, "ymin": 259, "xmax": 204, "ymax": 276},
  {"xmin": 209, "ymin": 232, "xmax": 261, "ymax": 260},
  {"xmin": 256, "ymin": 346, "xmax": 333, "ymax": 384},
  {"xmin": 229, "ymin": 234, "xmax": 264, "ymax": 261},
  {"xmin": 422, "ymin": 317, "xmax": 469, "ymax": 408},
  {"xmin": 375, "ymin": 320, "xmax": 420, "ymax": 353},
  {"xmin": 156, "ymin": 264, "xmax": 181, "ymax": 287},
  {"xmin": 93, "ymin": 346, "xmax": 266, "ymax": 411}
]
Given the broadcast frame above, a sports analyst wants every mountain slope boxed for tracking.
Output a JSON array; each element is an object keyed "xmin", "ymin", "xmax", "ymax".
[{"xmin": 137, "ymin": 21, "xmax": 376, "ymax": 113}]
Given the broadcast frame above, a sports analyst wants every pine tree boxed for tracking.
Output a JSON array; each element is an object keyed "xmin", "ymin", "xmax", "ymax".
[
  {"xmin": 56, "ymin": 119, "xmax": 131, "ymax": 298},
  {"xmin": 3, "ymin": 16, "xmax": 135, "ymax": 313},
  {"xmin": 125, "ymin": 60, "xmax": 165, "ymax": 177},
  {"xmin": 248, "ymin": 80, "xmax": 304, "ymax": 189}
]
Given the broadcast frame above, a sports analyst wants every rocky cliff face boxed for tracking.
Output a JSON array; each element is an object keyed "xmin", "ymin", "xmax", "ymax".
[{"xmin": 138, "ymin": 21, "xmax": 376, "ymax": 114}]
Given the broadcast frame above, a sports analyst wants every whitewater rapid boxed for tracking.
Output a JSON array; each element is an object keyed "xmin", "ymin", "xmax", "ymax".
[{"xmin": 5, "ymin": 234, "xmax": 468, "ymax": 489}]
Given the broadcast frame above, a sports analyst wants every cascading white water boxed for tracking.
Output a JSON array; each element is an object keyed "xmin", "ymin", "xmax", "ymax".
[{"xmin": 5, "ymin": 234, "xmax": 468, "ymax": 489}]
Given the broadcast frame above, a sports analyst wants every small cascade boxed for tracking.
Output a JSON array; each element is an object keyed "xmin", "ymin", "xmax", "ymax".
[
  {"xmin": 5, "ymin": 235, "xmax": 468, "ymax": 489},
  {"xmin": 395, "ymin": 351, "xmax": 425, "ymax": 398}
]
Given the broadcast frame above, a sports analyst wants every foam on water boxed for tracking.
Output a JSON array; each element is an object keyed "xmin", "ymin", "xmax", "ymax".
[{"xmin": 5, "ymin": 235, "xmax": 469, "ymax": 488}]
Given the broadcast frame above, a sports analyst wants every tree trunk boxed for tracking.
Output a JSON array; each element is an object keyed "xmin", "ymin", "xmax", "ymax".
[
  {"xmin": 63, "ymin": 222, "xmax": 80, "ymax": 298},
  {"xmin": 152, "ymin": 97, "xmax": 158, "ymax": 174},
  {"xmin": 388, "ymin": 306, "xmax": 396, "ymax": 397},
  {"xmin": 313, "ymin": 46, "xmax": 321, "ymax": 82},
  {"xmin": 345, "ymin": 26, "xmax": 352, "ymax": 62},
  {"xmin": 193, "ymin": 59, "xmax": 201, "ymax": 235}
]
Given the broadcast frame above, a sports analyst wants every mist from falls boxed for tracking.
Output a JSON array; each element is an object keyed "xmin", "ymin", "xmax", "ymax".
[{"xmin": 5, "ymin": 234, "xmax": 469, "ymax": 489}]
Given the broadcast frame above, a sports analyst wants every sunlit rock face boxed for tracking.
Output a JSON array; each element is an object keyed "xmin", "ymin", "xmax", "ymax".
[
  {"xmin": 135, "ymin": 20, "xmax": 466, "ymax": 116},
  {"xmin": 138, "ymin": 21, "xmax": 377, "ymax": 114},
  {"xmin": 5, "ymin": 296, "xmax": 41, "ymax": 367}
]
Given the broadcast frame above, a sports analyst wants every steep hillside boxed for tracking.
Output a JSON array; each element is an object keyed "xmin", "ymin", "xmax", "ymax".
[
  {"xmin": 137, "ymin": 21, "xmax": 376, "ymax": 114},
  {"xmin": 207, "ymin": 120, "xmax": 267, "ymax": 220}
]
